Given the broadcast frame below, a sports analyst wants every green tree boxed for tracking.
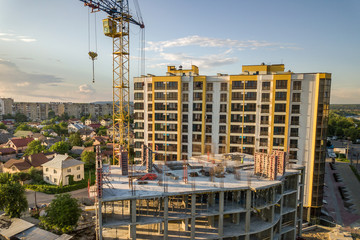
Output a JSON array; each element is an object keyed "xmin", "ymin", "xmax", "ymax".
[
  {"xmin": 81, "ymin": 151, "xmax": 96, "ymax": 169},
  {"xmin": 80, "ymin": 116, "xmax": 86, "ymax": 123},
  {"xmin": 68, "ymin": 132, "xmax": 83, "ymax": 147},
  {"xmin": 83, "ymin": 139, "xmax": 94, "ymax": 147},
  {"xmin": 0, "ymin": 173, "xmax": 28, "ymax": 218},
  {"xmin": 40, "ymin": 193, "xmax": 81, "ymax": 233},
  {"xmin": 48, "ymin": 110, "xmax": 56, "ymax": 119},
  {"xmin": 15, "ymin": 123, "xmax": 39, "ymax": 133},
  {"xmin": 50, "ymin": 141, "xmax": 70, "ymax": 154},
  {"xmin": 2, "ymin": 114, "xmax": 14, "ymax": 120},
  {"xmin": 0, "ymin": 122, "xmax": 7, "ymax": 130},
  {"xmin": 14, "ymin": 113, "xmax": 28, "ymax": 123},
  {"xmin": 96, "ymin": 126, "xmax": 108, "ymax": 136},
  {"xmin": 24, "ymin": 140, "xmax": 47, "ymax": 156},
  {"xmin": 43, "ymin": 122, "xmax": 68, "ymax": 136}
]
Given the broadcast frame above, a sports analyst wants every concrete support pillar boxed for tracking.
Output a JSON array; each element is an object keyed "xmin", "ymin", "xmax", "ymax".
[
  {"xmin": 191, "ymin": 194, "xmax": 196, "ymax": 240},
  {"xmin": 269, "ymin": 205, "xmax": 274, "ymax": 240},
  {"xmin": 279, "ymin": 184, "xmax": 284, "ymax": 235},
  {"xmin": 97, "ymin": 200, "xmax": 103, "ymax": 240},
  {"xmin": 298, "ymin": 168, "xmax": 305, "ymax": 237},
  {"xmin": 181, "ymin": 218, "xmax": 189, "ymax": 231},
  {"xmin": 245, "ymin": 189, "xmax": 251, "ymax": 240},
  {"xmin": 218, "ymin": 191, "xmax": 224, "ymax": 237},
  {"xmin": 129, "ymin": 199, "xmax": 136, "ymax": 239},
  {"xmin": 164, "ymin": 197, "xmax": 168, "ymax": 240},
  {"xmin": 208, "ymin": 193, "xmax": 215, "ymax": 227},
  {"xmin": 233, "ymin": 213, "xmax": 240, "ymax": 224},
  {"xmin": 158, "ymin": 223, "xmax": 163, "ymax": 234}
]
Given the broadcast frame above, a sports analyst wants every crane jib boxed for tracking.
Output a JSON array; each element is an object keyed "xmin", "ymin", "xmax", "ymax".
[{"xmin": 79, "ymin": 0, "xmax": 144, "ymax": 27}]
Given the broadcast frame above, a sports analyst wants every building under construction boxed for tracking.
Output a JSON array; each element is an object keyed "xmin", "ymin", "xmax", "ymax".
[{"xmin": 91, "ymin": 151, "xmax": 304, "ymax": 240}]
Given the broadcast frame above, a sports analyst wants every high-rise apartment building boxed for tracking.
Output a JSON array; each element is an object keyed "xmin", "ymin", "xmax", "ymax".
[
  {"xmin": 9, "ymin": 102, "xmax": 113, "ymax": 121},
  {"xmin": 0, "ymin": 98, "xmax": 14, "ymax": 120},
  {"xmin": 133, "ymin": 64, "xmax": 331, "ymax": 220}
]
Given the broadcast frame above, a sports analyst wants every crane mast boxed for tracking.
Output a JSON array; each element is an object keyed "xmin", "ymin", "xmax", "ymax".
[{"xmin": 80, "ymin": 0, "xmax": 144, "ymax": 166}]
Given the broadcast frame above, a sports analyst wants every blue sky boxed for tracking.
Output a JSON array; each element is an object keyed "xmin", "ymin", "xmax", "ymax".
[{"xmin": 0, "ymin": 0, "xmax": 359, "ymax": 103}]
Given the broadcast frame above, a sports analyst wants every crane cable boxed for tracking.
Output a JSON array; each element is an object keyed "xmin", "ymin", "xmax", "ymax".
[
  {"xmin": 134, "ymin": 0, "xmax": 145, "ymax": 76},
  {"xmin": 88, "ymin": 8, "xmax": 98, "ymax": 83}
]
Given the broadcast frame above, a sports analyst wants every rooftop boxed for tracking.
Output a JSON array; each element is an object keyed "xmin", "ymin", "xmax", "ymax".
[
  {"xmin": 42, "ymin": 154, "xmax": 84, "ymax": 169},
  {"xmin": 10, "ymin": 137, "xmax": 34, "ymax": 148},
  {"xmin": 98, "ymin": 153, "xmax": 302, "ymax": 202}
]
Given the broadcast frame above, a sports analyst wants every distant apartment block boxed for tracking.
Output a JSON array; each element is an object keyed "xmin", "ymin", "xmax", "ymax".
[
  {"xmin": 0, "ymin": 98, "xmax": 14, "ymax": 120},
  {"xmin": 0, "ymin": 100, "xmax": 113, "ymax": 121},
  {"xmin": 133, "ymin": 64, "xmax": 331, "ymax": 220}
]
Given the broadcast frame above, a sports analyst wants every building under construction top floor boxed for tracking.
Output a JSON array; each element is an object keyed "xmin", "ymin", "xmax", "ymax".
[{"xmin": 92, "ymin": 152, "xmax": 305, "ymax": 240}]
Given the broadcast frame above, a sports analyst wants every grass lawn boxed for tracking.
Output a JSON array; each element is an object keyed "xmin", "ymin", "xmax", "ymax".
[{"xmin": 25, "ymin": 168, "xmax": 95, "ymax": 194}]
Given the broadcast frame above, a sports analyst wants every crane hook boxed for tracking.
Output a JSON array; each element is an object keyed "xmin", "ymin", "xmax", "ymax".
[{"xmin": 88, "ymin": 51, "xmax": 98, "ymax": 83}]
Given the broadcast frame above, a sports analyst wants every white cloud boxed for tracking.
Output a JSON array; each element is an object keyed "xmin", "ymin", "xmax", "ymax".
[
  {"xmin": 146, "ymin": 35, "xmax": 292, "ymax": 52},
  {"xmin": 148, "ymin": 51, "xmax": 238, "ymax": 70},
  {"xmin": 78, "ymin": 84, "xmax": 95, "ymax": 94},
  {"xmin": 0, "ymin": 32, "xmax": 36, "ymax": 43},
  {"xmin": 19, "ymin": 38, "xmax": 36, "ymax": 42},
  {"xmin": 145, "ymin": 35, "xmax": 298, "ymax": 71},
  {"xmin": 16, "ymin": 81, "xmax": 30, "ymax": 87},
  {"xmin": 0, "ymin": 59, "xmax": 64, "ymax": 100}
]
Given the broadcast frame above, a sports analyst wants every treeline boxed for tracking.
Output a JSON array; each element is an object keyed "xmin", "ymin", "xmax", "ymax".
[
  {"xmin": 328, "ymin": 111, "xmax": 360, "ymax": 142},
  {"xmin": 330, "ymin": 104, "xmax": 360, "ymax": 111}
]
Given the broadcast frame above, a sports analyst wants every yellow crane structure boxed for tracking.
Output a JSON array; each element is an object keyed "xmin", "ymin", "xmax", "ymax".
[{"xmin": 80, "ymin": 0, "xmax": 145, "ymax": 166}]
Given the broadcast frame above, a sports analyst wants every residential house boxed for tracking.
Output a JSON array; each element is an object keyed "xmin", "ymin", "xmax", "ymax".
[
  {"xmin": 68, "ymin": 123, "xmax": 88, "ymax": 133},
  {"xmin": 44, "ymin": 151, "xmax": 56, "ymax": 160},
  {"xmin": 1, "ymin": 120, "xmax": 15, "ymax": 129},
  {"xmin": 0, "ymin": 216, "xmax": 73, "ymax": 240},
  {"xmin": 0, "ymin": 129, "xmax": 12, "ymax": 144},
  {"xmin": 85, "ymin": 119, "xmax": 98, "ymax": 126},
  {"xmin": 2, "ymin": 153, "xmax": 49, "ymax": 173},
  {"xmin": 33, "ymin": 133, "xmax": 46, "ymax": 141},
  {"xmin": 79, "ymin": 128, "xmax": 96, "ymax": 141},
  {"xmin": 14, "ymin": 130, "xmax": 33, "ymax": 138},
  {"xmin": 6, "ymin": 137, "xmax": 34, "ymax": 153},
  {"xmin": 0, "ymin": 147, "xmax": 16, "ymax": 163},
  {"xmin": 70, "ymin": 146, "xmax": 85, "ymax": 156},
  {"xmin": 88, "ymin": 123, "xmax": 102, "ymax": 130},
  {"xmin": 42, "ymin": 154, "xmax": 85, "ymax": 186},
  {"xmin": 100, "ymin": 118, "xmax": 112, "ymax": 127},
  {"xmin": 41, "ymin": 137, "xmax": 61, "ymax": 148},
  {"xmin": 92, "ymin": 136, "xmax": 110, "ymax": 146},
  {"xmin": 41, "ymin": 128, "xmax": 58, "ymax": 137}
]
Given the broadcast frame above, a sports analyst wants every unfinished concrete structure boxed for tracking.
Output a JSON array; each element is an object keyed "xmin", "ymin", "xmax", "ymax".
[{"xmin": 92, "ymin": 153, "xmax": 304, "ymax": 240}]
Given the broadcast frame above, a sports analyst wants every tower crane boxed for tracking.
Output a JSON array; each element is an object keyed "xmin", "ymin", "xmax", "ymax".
[{"xmin": 80, "ymin": 0, "xmax": 145, "ymax": 166}]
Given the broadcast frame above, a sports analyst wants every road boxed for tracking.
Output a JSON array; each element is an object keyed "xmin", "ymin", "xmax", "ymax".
[
  {"xmin": 323, "ymin": 158, "xmax": 360, "ymax": 227},
  {"xmin": 331, "ymin": 139, "xmax": 360, "ymax": 169},
  {"xmin": 26, "ymin": 188, "xmax": 89, "ymax": 208}
]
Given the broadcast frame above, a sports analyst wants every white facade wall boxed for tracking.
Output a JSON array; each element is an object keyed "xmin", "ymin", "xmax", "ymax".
[{"xmin": 43, "ymin": 164, "xmax": 84, "ymax": 186}]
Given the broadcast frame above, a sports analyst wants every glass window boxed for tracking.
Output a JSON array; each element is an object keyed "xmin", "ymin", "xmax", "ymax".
[
  {"xmin": 291, "ymin": 116, "xmax": 299, "ymax": 125},
  {"xmin": 275, "ymin": 92, "xmax": 287, "ymax": 101},
  {"xmin": 221, "ymin": 83, "xmax": 227, "ymax": 91},
  {"xmin": 276, "ymin": 80, "xmax": 287, "ymax": 89},
  {"xmin": 262, "ymin": 81, "xmax": 270, "ymax": 90},
  {"xmin": 220, "ymin": 93, "xmax": 227, "ymax": 102},
  {"xmin": 292, "ymin": 93, "xmax": 301, "ymax": 102},
  {"xmin": 275, "ymin": 104, "xmax": 286, "ymax": 112},
  {"xmin": 219, "ymin": 125, "xmax": 226, "ymax": 134},
  {"xmin": 220, "ymin": 104, "xmax": 227, "ymax": 112},
  {"xmin": 293, "ymin": 81, "xmax": 301, "ymax": 90},
  {"xmin": 262, "ymin": 93, "xmax": 270, "ymax": 102},
  {"xmin": 291, "ymin": 105, "xmax": 300, "ymax": 114}
]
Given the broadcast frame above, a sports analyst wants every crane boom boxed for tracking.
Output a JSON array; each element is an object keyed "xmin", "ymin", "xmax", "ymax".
[
  {"xmin": 80, "ymin": 0, "xmax": 144, "ymax": 27},
  {"xmin": 81, "ymin": 0, "xmax": 144, "ymax": 168}
]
